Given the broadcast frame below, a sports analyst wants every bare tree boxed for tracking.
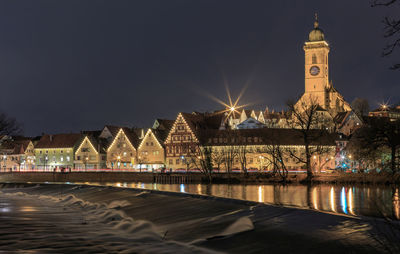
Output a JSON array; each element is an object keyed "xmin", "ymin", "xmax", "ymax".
[
  {"xmin": 191, "ymin": 145, "xmax": 213, "ymax": 183},
  {"xmin": 286, "ymin": 97, "xmax": 334, "ymax": 180},
  {"xmin": 351, "ymin": 98, "xmax": 370, "ymax": 116},
  {"xmin": 222, "ymin": 142, "xmax": 237, "ymax": 178},
  {"xmin": 236, "ymin": 135, "xmax": 248, "ymax": 174},
  {"xmin": 372, "ymin": 0, "xmax": 400, "ymax": 69},
  {"xmin": 347, "ymin": 127, "xmax": 383, "ymax": 172},
  {"xmin": 351, "ymin": 117, "xmax": 400, "ymax": 173},
  {"xmin": 0, "ymin": 112, "xmax": 22, "ymax": 136},
  {"xmin": 211, "ymin": 148, "xmax": 225, "ymax": 172},
  {"xmin": 137, "ymin": 154, "xmax": 148, "ymax": 172},
  {"xmin": 263, "ymin": 143, "xmax": 289, "ymax": 182}
]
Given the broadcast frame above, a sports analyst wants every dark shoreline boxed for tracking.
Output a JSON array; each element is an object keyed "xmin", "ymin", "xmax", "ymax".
[{"xmin": 0, "ymin": 171, "xmax": 399, "ymax": 185}]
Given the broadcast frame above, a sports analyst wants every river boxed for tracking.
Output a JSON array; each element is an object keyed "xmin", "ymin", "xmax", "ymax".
[{"xmin": 76, "ymin": 182, "xmax": 400, "ymax": 220}]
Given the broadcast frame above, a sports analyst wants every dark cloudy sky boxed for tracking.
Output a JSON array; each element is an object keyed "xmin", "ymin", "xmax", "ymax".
[{"xmin": 0, "ymin": 0, "xmax": 398, "ymax": 136}]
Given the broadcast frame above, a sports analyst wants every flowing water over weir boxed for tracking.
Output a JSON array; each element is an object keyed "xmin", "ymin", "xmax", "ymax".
[
  {"xmin": 79, "ymin": 182, "xmax": 400, "ymax": 220},
  {"xmin": 0, "ymin": 183, "xmax": 400, "ymax": 253}
]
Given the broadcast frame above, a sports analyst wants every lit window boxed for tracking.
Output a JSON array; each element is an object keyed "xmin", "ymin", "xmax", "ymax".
[
  {"xmin": 60, "ymin": 156, "xmax": 64, "ymax": 162},
  {"xmin": 67, "ymin": 156, "xmax": 70, "ymax": 162}
]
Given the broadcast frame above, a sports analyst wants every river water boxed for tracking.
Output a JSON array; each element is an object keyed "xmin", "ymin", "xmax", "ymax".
[{"xmin": 79, "ymin": 182, "xmax": 400, "ymax": 220}]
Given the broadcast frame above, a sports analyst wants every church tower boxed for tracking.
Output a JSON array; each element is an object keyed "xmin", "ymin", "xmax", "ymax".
[{"xmin": 303, "ymin": 14, "xmax": 330, "ymax": 108}]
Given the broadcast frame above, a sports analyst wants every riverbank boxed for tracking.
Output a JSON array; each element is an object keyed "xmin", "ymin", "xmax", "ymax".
[
  {"xmin": 0, "ymin": 171, "xmax": 400, "ymax": 185},
  {"xmin": 0, "ymin": 183, "xmax": 398, "ymax": 253}
]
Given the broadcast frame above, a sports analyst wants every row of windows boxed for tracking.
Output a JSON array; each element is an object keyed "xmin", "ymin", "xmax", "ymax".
[
  {"xmin": 167, "ymin": 146, "xmax": 198, "ymax": 154},
  {"xmin": 208, "ymin": 137, "xmax": 264, "ymax": 144},
  {"xmin": 39, "ymin": 156, "xmax": 71, "ymax": 163},
  {"xmin": 172, "ymin": 135, "xmax": 192, "ymax": 141},
  {"xmin": 176, "ymin": 125, "xmax": 185, "ymax": 131},
  {"xmin": 110, "ymin": 152, "xmax": 133, "ymax": 157},
  {"xmin": 76, "ymin": 155, "xmax": 97, "ymax": 161},
  {"xmin": 39, "ymin": 150, "xmax": 70, "ymax": 154},
  {"xmin": 141, "ymin": 151, "xmax": 160, "ymax": 156},
  {"xmin": 116, "ymin": 143, "xmax": 127, "ymax": 148}
]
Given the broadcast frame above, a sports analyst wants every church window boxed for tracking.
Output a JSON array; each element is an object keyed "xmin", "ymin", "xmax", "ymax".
[{"xmin": 312, "ymin": 54, "xmax": 317, "ymax": 64}]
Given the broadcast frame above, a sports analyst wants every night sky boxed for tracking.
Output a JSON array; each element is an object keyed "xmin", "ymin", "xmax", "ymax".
[{"xmin": 0, "ymin": 0, "xmax": 398, "ymax": 136}]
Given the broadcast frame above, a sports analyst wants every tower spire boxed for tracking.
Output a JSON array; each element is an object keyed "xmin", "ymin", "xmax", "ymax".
[{"xmin": 314, "ymin": 13, "xmax": 319, "ymax": 28}]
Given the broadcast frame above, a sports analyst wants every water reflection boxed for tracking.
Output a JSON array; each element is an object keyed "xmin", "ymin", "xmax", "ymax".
[{"xmin": 81, "ymin": 181, "xmax": 400, "ymax": 220}]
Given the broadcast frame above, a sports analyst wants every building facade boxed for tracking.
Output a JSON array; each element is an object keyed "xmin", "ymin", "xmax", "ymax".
[
  {"xmin": 106, "ymin": 128, "xmax": 139, "ymax": 169},
  {"xmin": 137, "ymin": 129, "xmax": 166, "ymax": 171},
  {"xmin": 74, "ymin": 135, "xmax": 106, "ymax": 169},
  {"xmin": 34, "ymin": 134, "xmax": 82, "ymax": 171}
]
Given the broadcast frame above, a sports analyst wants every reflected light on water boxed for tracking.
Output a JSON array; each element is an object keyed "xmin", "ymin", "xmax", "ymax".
[
  {"xmin": 20, "ymin": 206, "xmax": 37, "ymax": 212},
  {"xmin": 258, "ymin": 186, "xmax": 264, "ymax": 203},
  {"xmin": 312, "ymin": 187, "xmax": 318, "ymax": 210},
  {"xmin": 81, "ymin": 182, "xmax": 400, "ymax": 220},
  {"xmin": 348, "ymin": 188, "xmax": 355, "ymax": 216},
  {"xmin": 394, "ymin": 188, "xmax": 400, "ymax": 220},
  {"xmin": 330, "ymin": 187, "xmax": 336, "ymax": 213},
  {"xmin": 0, "ymin": 207, "xmax": 11, "ymax": 213},
  {"xmin": 341, "ymin": 187, "xmax": 348, "ymax": 214}
]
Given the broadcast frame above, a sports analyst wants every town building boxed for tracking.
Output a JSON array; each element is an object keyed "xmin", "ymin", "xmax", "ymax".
[
  {"xmin": 137, "ymin": 128, "xmax": 168, "ymax": 171},
  {"xmin": 106, "ymin": 127, "xmax": 139, "ymax": 169},
  {"xmin": 369, "ymin": 105, "xmax": 400, "ymax": 120},
  {"xmin": 74, "ymin": 134, "xmax": 107, "ymax": 170},
  {"xmin": 296, "ymin": 15, "xmax": 351, "ymax": 115},
  {"xmin": 202, "ymin": 128, "xmax": 337, "ymax": 172},
  {"xmin": 164, "ymin": 112, "xmax": 224, "ymax": 171},
  {"xmin": 0, "ymin": 138, "xmax": 35, "ymax": 171},
  {"xmin": 34, "ymin": 133, "xmax": 82, "ymax": 171}
]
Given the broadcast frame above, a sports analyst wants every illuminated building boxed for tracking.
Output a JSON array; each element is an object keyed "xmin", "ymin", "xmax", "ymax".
[
  {"xmin": 164, "ymin": 112, "xmax": 224, "ymax": 171},
  {"xmin": 106, "ymin": 127, "xmax": 139, "ymax": 170},
  {"xmin": 0, "ymin": 138, "xmax": 35, "ymax": 171},
  {"xmin": 135, "ymin": 119, "xmax": 173, "ymax": 171},
  {"xmin": 368, "ymin": 105, "xmax": 400, "ymax": 120},
  {"xmin": 34, "ymin": 133, "xmax": 82, "ymax": 171},
  {"xmin": 74, "ymin": 134, "xmax": 107, "ymax": 169},
  {"xmin": 296, "ymin": 15, "xmax": 351, "ymax": 115}
]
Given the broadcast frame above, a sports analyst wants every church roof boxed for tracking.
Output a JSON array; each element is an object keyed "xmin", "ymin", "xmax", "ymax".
[{"xmin": 308, "ymin": 15, "xmax": 325, "ymax": 42}]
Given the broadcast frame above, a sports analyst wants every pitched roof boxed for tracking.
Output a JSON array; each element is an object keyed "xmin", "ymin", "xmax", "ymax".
[
  {"xmin": 35, "ymin": 133, "xmax": 82, "ymax": 149},
  {"xmin": 333, "ymin": 111, "xmax": 349, "ymax": 125},
  {"xmin": 77, "ymin": 134, "xmax": 108, "ymax": 154},
  {"xmin": 122, "ymin": 127, "xmax": 140, "ymax": 148},
  {"xmin": 180, "ymin": 112, "xmax": 224, "ymax": 134},
  {"xmin": 104, "ymin": 125, "xmax": 122, "ymax": 138},
  {"xmin": 152, "ymin": 129, "xmax": 169, "ymax": 145},
  {"xmin": 154, "ymin": 119, "xmax": 174, "ymax": 131}
]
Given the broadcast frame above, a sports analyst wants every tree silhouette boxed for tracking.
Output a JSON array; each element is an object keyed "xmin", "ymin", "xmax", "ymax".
[{"xmin": 372, "ymin": 0, "xmax": 400, "ymax": 70}]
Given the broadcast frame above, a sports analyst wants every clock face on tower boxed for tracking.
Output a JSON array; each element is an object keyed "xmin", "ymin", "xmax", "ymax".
[{"xmin": 310, "ymin": 66, "xmax": 320, "ymax": 76}]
